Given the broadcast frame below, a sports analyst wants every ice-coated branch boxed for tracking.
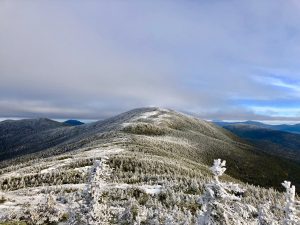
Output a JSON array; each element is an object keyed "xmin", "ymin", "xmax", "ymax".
[{"xmin": 210, "ymin": 159, "xmax": 226, "ymax": 183}]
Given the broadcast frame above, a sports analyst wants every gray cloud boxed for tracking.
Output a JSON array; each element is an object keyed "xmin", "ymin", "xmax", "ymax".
[{"xmin": 1, "ymin": 0, "xmax": 300, "ymax": 121}]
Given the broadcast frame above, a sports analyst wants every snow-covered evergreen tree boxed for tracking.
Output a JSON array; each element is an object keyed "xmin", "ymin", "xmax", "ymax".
[
  {"xmin": 67, "ymin": 157, "xmax": 112, "ymax": 225},
  {"xmin": 28, "ymin": 192, "xmax": 64, "ymax": 225},
  {"xmin": 257, "ymin": 202, "xmax": 279, "ymax": 225},
  {"xmin": 88, "ymin": 158, "xmax": 112, "ymax": 224},
  {"xmin": 119, "ymin": 198, "xmax": 137, "ymax": 224},
  {"xmin": 282, "ymin": 181, "xmax": 300, "ymax": 225},
  {"xmin": 197, "ymin": 159, "xmax": 256, "ymax": 225}
]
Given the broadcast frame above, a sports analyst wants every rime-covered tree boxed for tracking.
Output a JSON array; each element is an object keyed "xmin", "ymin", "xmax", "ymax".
[
  {"xmin": 67, "ymin": 157, "xmax": 112, "ymax": 225},
  {"xmin": 257, "ymin": 202, "xmax": 279, "ymax": 225},
  {"xmin": 197, "ymin": 159, "xmax": 256, "ymax": 225},
  {"xmin": 282, "ymin": 181, "xmax": 300, "ymax": 225},
  {"xmin": 28, "ymin": 192, "xmax": 65, "ymax": 225}
]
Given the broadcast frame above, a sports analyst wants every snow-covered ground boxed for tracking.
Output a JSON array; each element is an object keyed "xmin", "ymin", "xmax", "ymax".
[
  {"xmin": 122, "ymin": 108, "xmax": 172, "ymax": 128},
  {"xmin": 114, "ymin": 183, "xmax": 162, "ymax": 195},
  {"xmin": 1, "ymin": 108, "xmax": 299, "ymax": 224},
  {"xmin": 0, "ymin": 143, "xmax": 127, "ymax": 222}
]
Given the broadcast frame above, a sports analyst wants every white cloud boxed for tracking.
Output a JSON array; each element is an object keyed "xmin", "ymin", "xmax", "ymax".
[
  {"xmin": 253, "ymin": 75, "xmax": 300, "ymax": 95},
  {"xmin": 1, "ymin": 0, "xmax": 300, "ymax": 121},
  {"xmin": 250, "ymin": 106, "xmax": 300, "ymax": 117}
]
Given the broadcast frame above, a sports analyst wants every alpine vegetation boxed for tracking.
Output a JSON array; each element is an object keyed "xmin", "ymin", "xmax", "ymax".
[
  {"xmin": 282, "ymin": 181, "xmax": 300, "ymax": 225},
  {"xmin": 198, "ymin": 159, "xmax": 256, "ymax": 224},
  {"xmin": 197, "ymin": 159, "xmax": 300, "ymax": 225},
  {"xmin": 1, "ymin": 156, "xmax": 299, "ymax": 224},
  {"xmin": 2, "ymin": 1, "xmax": 300, "ymax": 224},
  {"xmin": 67, "ymin": 158, "xmax": 113, "ymax": 225},
  {"xmin": 0, "ymin": 108, "xmax": 299, "ymax": 224}
]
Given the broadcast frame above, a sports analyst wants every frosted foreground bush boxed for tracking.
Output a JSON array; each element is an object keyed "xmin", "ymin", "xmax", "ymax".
[
  {"xmin": 1, "ymin": 158, "xmax": 299, "ymax": 224},
  {"xmin": 198, "ymin": 159, "xmax": 300, "ymax": 225}
]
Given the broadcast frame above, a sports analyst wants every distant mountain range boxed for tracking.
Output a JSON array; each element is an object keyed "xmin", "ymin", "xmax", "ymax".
[
  {"xmin": 0, "ymin": 118, "xmax": 86, "ymax": 161},
  {"xmin": 0, "ymin": 108, "xmax": 299, "ymax": 190},
  {"xmin": 215, "ymin": 120, "xmax": 300, "ymax": 134},
  {"xmin": 0, "ymin": 118, "xmax": 67, "ymax": 160},
  {"xmin": 63, "ymin": 119, "xmax": 84, "ymax": 126},
  {"xmin": 215, "ymin": 121, "xmax": 300, "ymax": 163}
]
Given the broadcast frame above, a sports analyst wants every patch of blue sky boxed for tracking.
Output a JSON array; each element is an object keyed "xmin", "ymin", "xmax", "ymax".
[
  {"xmin": 253, "ymin": 73, "xmax": 300, "ymax": 92},
  {"xmin": 234, "ymin": 99, "xmax": 300, "ymax": 108},
  {"xmin": 232, "ymin": 99, "xmax": 300, "ymax": 117},
  {"xmin": 249, "ymin": 106, "xmax": 300, "ymax": 117}
]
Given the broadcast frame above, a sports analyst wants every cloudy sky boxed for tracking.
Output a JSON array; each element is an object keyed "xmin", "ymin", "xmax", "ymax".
[{"xmin": 1, "ymin": 0, "xmax": 300, "ymax": 122}]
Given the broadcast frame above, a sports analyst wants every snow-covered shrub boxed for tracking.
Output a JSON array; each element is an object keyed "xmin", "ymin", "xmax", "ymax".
[
  {"xmin": 91, "ymin": 158, "xmax": 114, "ymax": 224},
  {"xmin": 67, "ymin": 157, "xmax": 113, "ymax": 225},
  {"xmin": 197, "ymin": 159, "xmax": 257, "ymax": 225},
  {"xmin": 257, "ymin": 202, "xmax": 279, "ymax": 225},
  {"xmin": 123, "ymin": 123, "xmax": 166, "ymax": 136},
  {"xmin": 27, "ymin": 192, "xmax": 65, "ymax": 225},
  {"xmin": 0, "ymin": 192, "xmax": 6, "ymax": 204},
  {"xmin": 119, "ymin": 198, "xmax": 140, "ymax": 224},
  {"xmin": 282, "ymin": 181, "xmax": 300, "ymax": 225}
]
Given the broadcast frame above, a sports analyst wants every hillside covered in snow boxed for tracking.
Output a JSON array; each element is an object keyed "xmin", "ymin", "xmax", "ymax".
[{"xmin": 0, "ymin": 107, "xmax": 299, "ymax": 224}]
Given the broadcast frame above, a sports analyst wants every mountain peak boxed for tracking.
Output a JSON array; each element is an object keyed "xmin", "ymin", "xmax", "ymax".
[
  {"xmin": 1, "ymin": 107, "xmax": 300, "ymax": 223},
  {"xmin": 63, "ymin": 119, "xmax": 84, "ymax": 126}
]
